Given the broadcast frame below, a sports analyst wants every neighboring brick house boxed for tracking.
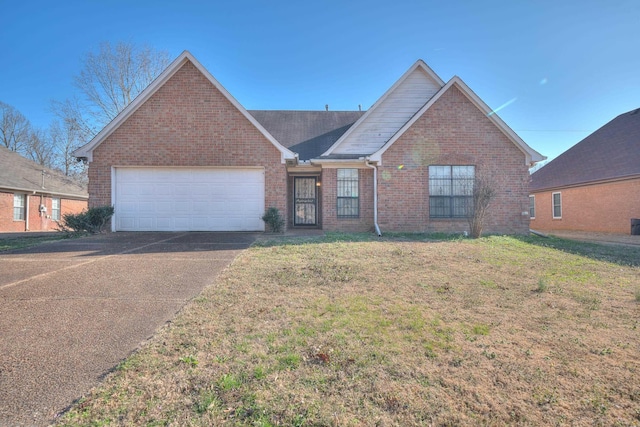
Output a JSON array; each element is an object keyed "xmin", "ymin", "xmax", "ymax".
[
  {"xmin": 73, "ymin": 51, "xmax": 544, "ymax": 234},
  {"xmin": 530, "ymin": 108, "xmax": 640, "ymax": 234},
  {"xmin": 0, "ymin": 146, "xmax": 88, "ymax": 232}
]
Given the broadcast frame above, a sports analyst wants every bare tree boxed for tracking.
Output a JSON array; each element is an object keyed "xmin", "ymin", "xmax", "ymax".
[
  {"xmin": 0, "ymin": 101, "xmax": 31, "ymax": 153},
  {"xmin": 73, "ymin": 41, "xmax": 171, "ymax": 128},
  {"xmin": 49, "ymin": 120, "xmax": 86, "ymax": 178},
  {"xmin": 466, "ymin": 172, "xmax": 497, "ymax": 238},
  {"xmin": 24, "ymin": 128, "xmax": 56, "ymax": 168}
]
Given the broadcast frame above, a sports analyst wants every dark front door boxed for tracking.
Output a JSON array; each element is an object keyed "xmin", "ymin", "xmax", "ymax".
[{"xmin": 294, "ymin": 177, "xmax": 317, "ymax": 225}]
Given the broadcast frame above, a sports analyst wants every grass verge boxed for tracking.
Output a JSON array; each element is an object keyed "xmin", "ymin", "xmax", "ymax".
[
  {"xmin": 57, "ymin": 233, "xmax": 640, "ymax": 426},
  {"xmin": 0, "ymin": 233, "xmax": 71, "ymax": 252}
]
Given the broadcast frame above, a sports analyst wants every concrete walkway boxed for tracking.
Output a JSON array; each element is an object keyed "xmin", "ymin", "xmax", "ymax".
[{"xmin": 0, "ymin": 232, "xmax": 256, "ymax": 426}]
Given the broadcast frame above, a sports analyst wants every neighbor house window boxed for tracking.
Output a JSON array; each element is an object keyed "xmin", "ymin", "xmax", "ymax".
[
  {"xmin": 337, "ymin": 168, "xmax": 359, "ymax": 218},
  {"xmin": 429, "ymin": 165, "xmax": 475, "ymax": 218},
  {"xmin": 52, "ymin": 198, "xmax": 61, "ymax": 221},
  {"xmin": 13, "ymin": 194, "xmax": 26, "ymax": 221},
  {"xmin": 529, "ymin": 195, "xmax": 535, "ymax": 219},
  {"xmin": 552, "ymin": 192, "xmax": 562, "ymax": 219}
]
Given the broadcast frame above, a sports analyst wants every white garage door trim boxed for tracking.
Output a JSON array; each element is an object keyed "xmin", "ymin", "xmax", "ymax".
[{"xmin": 112, "ymin": 167, "xmax": 265, "ymax": 232}]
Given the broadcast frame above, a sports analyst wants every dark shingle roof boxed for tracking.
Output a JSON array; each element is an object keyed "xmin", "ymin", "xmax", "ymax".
[
  {"xmin": 248, "ymin": 110, "xmax": 364, "ymax": 161},
  {"xmin": 0, "ymin": 146, "xmax": 88, "ymax": 198},
  {"xmin": 530, "ymin": 108, "xmax": 640, "ymax": 191}
]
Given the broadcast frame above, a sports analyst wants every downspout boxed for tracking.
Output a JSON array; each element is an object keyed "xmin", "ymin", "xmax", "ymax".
[{"xmin": 365, "ymin": 161, "xmax": 382, "ymax": 236}]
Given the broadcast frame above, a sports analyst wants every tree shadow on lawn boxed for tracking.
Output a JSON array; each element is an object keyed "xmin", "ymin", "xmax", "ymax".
[{"xmin": 514, "ymin": 234, "xmax": 640, "ymax": 267}]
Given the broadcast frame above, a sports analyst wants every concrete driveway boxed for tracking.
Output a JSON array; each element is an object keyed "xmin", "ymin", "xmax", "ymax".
[{"xmin": 0, "ymin": 232, "xmax": 256, "ymax": 426}]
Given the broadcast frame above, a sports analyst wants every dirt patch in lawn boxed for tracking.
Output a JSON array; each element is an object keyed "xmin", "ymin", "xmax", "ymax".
[{"xmin": 57, "ymin": 234, "xmax": 640, "ymax": 426}]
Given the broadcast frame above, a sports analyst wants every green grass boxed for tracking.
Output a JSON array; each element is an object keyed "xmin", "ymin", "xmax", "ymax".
[
  {"xmin": 56, "ymin": 233, "xmax": 640, "ymax": 426},
  {"xmin": 0, "ymin": 233, "xmax": 71, "ymax": 252}
]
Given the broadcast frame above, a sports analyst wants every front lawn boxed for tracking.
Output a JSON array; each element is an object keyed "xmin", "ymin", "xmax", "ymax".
[{"xmin": 58, "ymin": 234, "xmax": 640, "ymax": 426}]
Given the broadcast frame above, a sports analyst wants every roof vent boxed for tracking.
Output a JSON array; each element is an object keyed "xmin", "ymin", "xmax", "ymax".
[
  {"xmin": 325, "ymin": 104, "xmax": 329, "ymax": 111},
  {"xmin": 358, "ymin": 104, "xmax": 362, "ymax": 111}
]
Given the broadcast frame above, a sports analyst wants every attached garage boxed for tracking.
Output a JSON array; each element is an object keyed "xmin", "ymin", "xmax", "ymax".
[{"xmin": 113, "ymin": 167, "xmax": 265, "ymax": 232}]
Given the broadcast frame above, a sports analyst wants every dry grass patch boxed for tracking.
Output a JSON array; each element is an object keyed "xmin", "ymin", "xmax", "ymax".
[{"xmin": 58, "ymin": 234, "xmax": 640, "ymax": 426}]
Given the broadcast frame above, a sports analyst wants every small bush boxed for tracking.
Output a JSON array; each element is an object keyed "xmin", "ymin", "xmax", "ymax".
[
  {"xmin": 261, "ymin": 207, "xmax": 285, "ymax": 233},
  {"xmin": 58, "ymin": 205, "xmax": 114, "ymax": 234}
]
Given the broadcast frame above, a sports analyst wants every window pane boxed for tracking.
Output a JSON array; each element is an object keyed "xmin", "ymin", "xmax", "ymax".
[
  {"xmin": 13, "ymin": 194, "xmax": 25, "ymax": 220},
  {"xmin": 529, "ymin": 196, "xmax": 535, "ymax": 218},
  {"xmin": 429, "ymin": 165, "xmax": 475, "ymax": 218},
  {"xmin": 429, "ymin": 197, "xmax": 450, "ymax": 218},
  {"xmin": 52, "ymin": 198, "xmax": 61, "ymax": 221},
  {"xmin": 553, "ymin": 193, "xmax": 561, "ymax": 218},
  {"xmin": 337, "ymin": 169, "xmax": 359, "ymax": 218}
]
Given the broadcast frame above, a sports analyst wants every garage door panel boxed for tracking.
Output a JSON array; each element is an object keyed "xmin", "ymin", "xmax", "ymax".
[{"xmin": 114, "ymin": 168, "xmax": 265, "ymax": 231}]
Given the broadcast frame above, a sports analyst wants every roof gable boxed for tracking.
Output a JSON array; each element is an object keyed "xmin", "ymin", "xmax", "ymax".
[
  {"xmin": 73, "ymin": 51, "xmax": 295, "ymax": 162},
  {"xmin": 369, "ymin": 76, "xmax": 545, "ymax": 167},
  {"xmin": 0, "ymin": 146, "xmax": 87, "ymax": 198},
  {"xmin": 530, "ymin": 108, "xmax": 640, "ymax": 191},
  {"xmin": 322, "ymin": 60, "xmax": 445, "ymax": 157}
]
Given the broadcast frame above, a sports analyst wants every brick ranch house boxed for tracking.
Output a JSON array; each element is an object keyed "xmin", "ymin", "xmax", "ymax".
[
  {"xmin": 530, "ymin": 108, "xmax": 640, "ymax": 235},
  {"xmin": 0, "ymin": 146, "xmax": 88, "ymax": 232},
  {"xmin": 73, "ymin": 51, "xmax": 544, "ymax": 234}
]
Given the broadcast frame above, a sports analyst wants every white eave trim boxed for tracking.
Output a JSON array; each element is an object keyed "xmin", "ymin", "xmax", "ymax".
[
  {"xmin": 0, "ymin": 185, "xmax": 88, "ymax": 200},
  {"xmin": 72, "ymin": 51, "xmax": 296, "ymax": 163},
  {"xmin": 321, "ymin": 59, "xmax": 446, "ymax": 157},
  {"xmin": 369, "ymin": 76, "xmax": 546, "ymax": 167}
]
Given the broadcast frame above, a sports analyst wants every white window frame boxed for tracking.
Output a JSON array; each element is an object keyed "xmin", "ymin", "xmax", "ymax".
[
  {"xmin": 13, "ymin": 193, "xmax": 26, "ymax": 221},
  {"xmin": 552, "ymin": 192, "xmax": 562, "ymax": 219},
  {"xmin": 529, "ymin": 195, "xmax": 535, "ymax": 219},
  {"xmin": 52, "ymin": 198, "xmax": 61, "ymax": 221}
]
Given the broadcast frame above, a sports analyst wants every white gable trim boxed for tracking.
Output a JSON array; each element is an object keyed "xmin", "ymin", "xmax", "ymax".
[
  {"xmin": 321, "ymin": 60, "xmax": 445, "ymax": 157},
  {"xmin": 73, "ymin": 51, "xmax": 296, "ymax": 163},
  {"xmin": 368, "ymin": 76, "xmax": 546, "ymax": 167}
]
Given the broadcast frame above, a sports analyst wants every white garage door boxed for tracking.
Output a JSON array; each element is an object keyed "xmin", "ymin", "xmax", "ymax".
[{"xmin": 113, "ymin": 168, "xmax": 265, "ymax": 231}]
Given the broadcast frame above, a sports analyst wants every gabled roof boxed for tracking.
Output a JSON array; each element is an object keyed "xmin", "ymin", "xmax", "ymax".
[
  {"xmin": 530, "ymin": 108, "xmax": 640, "ymax": 191},
  {"xmin": 322, "ymin": 59, "xmax": 445, "ymax": 157},
  {"xmin": 0, "ymin": 146, "xmax": 87, "ymax": 199},
  {"xmin": 249, "ymin": 110, "xmax": 364, "ymax": 161},
  {"xmin": 368, "ymin": 76, "xmax": 546, "ymax": 167},
  {"xmin": 73, "ymin": 51, "xmax": 296, "ymax": 163}
]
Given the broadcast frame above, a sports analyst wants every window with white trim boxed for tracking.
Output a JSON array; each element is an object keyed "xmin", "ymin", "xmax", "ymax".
[
  {"xmin": 529, "ymin": 195, "xmax": 535, "ymax": 219},
  {"xmin": 429, "ymin": 165, "xmax": 475, "ymax": 218},
  {"xmin": 337, "ymin": 169, "xmax": 359, "ymax": 218},
  {"xmin": 52, "ymin": 198, "xmax": 61, "ymax": 221},
  {"xmin": 13, "ymin": 194, "xmax": 26, "ymax": 221},
  {"xmin": 552, "ymin": 192, "xmax": 562, "ymax": 219}
]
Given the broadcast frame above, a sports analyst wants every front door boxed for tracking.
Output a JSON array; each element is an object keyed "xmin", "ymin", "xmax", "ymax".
[{"xmin": 294, "ymin": 177, "xmax": 317, "ymax": 226}]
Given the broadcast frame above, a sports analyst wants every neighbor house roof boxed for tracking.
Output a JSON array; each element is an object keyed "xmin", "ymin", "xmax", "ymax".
[
  {"xmin": 0, "ymin": 146, "xmax": 88, "ymax": 199},
  {"xmin": 530, "ymin": 107, "xmax": 640, "ymax": 192},
  {"xmin": 248, "ymin": 110, "xmax": 364, "ymax": 161}
]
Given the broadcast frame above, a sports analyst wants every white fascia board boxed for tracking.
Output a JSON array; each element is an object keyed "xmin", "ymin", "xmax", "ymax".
[
  {"xmin": 309, "ymin": 158, "xmax": 369, "ymax": 168},
  {"xmin": 0, "ymin": 185, "xmax": 88, "ymax": 200},
  {"xmin": 73, "ymin": 51, "xmax": 296, "ymax": 163},
  {"xmin": 321, "ymin": 59, "xmax": 445, "ymax": 157},
  {"xmin": 369, "ymin": 76, "xmax": 546, "ymax": 167}
]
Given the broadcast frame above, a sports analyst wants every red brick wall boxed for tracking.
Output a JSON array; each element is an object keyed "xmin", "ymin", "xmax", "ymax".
[
  {"xmin": 321, "ymin": 168, "xmax": 375, "ymax": 232},
  {"xmin": 88, "ymin": 60, "xmax": 288, "ymax": 228},
  {"xmin": 530, "ymin": 178, "xmax": 640, "ymax": 234},
  {"xmin": 378, "ymin": 84, "xmax": 530, "ymax": 234},
  {"xmin": 0, "ymin": 191, "xmax": 87, "ymax": 232}
]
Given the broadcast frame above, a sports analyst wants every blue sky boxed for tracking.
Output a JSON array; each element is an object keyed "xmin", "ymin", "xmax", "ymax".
[{"xmin": 1, "ymin": 0, "xmax": 639, "ymax": 161}]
